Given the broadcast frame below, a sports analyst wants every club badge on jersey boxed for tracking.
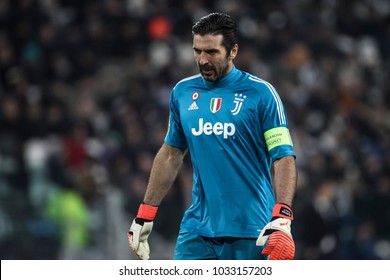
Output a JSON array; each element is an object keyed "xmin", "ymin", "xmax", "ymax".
[{"xmin": 231, "ymin": 93, "xmax": 246, "ymax": 115}]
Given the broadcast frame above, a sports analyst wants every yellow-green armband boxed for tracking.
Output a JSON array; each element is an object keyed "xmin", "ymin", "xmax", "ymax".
[{"xmin": 264, "ymin": 127, "xmax": 293, "ymax": 151}]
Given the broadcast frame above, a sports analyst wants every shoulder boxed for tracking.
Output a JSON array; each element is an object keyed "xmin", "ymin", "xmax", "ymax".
[
  {"xmin": 240, "ymin": 72, "xmax": 284, "ymax": 110},
  {"xmin": 241, "ymin": 72, "xmax": 278, "ymax": 96},
  {"xmin": 173, "ymin": 74, "xmax": 202, "ymax": 91}
]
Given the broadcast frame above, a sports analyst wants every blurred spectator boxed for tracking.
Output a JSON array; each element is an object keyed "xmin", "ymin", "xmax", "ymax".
[{"xmin": 44, "ymin": 180, "xmax": 90, "ymax": 260}]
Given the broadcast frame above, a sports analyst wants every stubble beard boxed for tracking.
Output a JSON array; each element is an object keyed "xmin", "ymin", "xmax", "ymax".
[{"xmin": 199, "ymin": 60, "xmax": 230, "ymax": 82}]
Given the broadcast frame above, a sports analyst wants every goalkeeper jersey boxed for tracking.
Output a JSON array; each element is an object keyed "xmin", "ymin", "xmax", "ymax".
[{"xmin": 165, "ymin": 66, "xmax": 296, "ymax": 238}]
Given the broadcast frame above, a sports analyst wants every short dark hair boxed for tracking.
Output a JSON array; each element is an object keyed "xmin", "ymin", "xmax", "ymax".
[{"xmin": 192, "ymin": 12, "xmax": 238, "ymax": 55}]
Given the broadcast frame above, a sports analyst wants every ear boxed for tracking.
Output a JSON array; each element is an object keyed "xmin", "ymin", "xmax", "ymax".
[{"xmin": 229, "ymin": 44, "xmax": 238, "ymax": 60}]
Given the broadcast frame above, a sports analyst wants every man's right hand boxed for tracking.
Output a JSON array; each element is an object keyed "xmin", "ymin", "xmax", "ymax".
[
  {"xmin": 128, "ymin": 218, "xmax": 154, "ymax": 260},
  {"xmin": 127, "ymin": 203, "xmax": 158, "ymax": 260}
]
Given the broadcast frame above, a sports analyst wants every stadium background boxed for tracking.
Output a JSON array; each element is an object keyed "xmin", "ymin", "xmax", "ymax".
[{"xmin": 0, "ymin": 0, "xmax": 389, "ymax": 260}]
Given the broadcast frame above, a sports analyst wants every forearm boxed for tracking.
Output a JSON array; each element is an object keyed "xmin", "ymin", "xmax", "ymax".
[
  {"xmin": 143, "ymin": 143, "xmax": 187, "ymax": 206},
  {"xmin": 272, "ymin": 156, "xmax": 297, "ymax": 206}
]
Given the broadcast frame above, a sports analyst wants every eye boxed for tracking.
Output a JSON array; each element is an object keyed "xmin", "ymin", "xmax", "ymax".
[{"xmin": 206, "ymin": 49, "xmax": 219, "ymax": 56}]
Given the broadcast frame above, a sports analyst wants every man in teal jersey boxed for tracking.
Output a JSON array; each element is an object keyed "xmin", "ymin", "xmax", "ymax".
[{"xmin": 128, "ymin": 12, "xmax": 297, "ymax": 260}]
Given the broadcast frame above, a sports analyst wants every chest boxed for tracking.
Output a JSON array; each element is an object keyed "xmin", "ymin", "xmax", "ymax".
[{"xmin": 178, "ymin": 87, "xmax": 259, "ymax": 139}]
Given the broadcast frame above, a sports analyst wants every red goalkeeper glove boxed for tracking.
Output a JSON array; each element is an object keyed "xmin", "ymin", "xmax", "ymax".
[
  {"xmin": 127, "ymin": 203, "xmax": 158, "ymax": 260},
  {"xmin": 256, "ymin": 203, "xmax": 295, "ymax": 260}
]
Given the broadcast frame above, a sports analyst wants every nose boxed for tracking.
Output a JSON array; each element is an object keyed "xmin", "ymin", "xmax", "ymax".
[{"xmin": 198, "ymin": 52, "xmax": 209, "ymax": 66}]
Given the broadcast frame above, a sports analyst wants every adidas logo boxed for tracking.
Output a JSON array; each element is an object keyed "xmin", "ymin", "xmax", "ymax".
[{"xmin": 188, "ymin": 102, "xmax": 199, "ymax": 110}]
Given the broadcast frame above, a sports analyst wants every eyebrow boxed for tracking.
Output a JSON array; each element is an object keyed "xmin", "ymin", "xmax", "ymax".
[{"xmin": 193, "ymin": 47, "xmax": 220, "ymax": 53}]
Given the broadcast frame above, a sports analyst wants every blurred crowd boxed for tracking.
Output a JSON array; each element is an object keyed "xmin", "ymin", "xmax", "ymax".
[{"xmin": 0, "ymin": 0, "xmax": 389, "ymax": 260}]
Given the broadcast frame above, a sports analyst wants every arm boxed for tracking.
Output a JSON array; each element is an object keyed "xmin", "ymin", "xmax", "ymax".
[
  {"xmin": 127, "ymin": 143, "xmax": 187, "ymax": 260},
  {"xmin": 272, "ymin": 155, "xmax": 297, "ymax": 207},
  {"xmin": 144, "ymin": 143, "xmax": 188, "ymax": 206},
  {"xmin": 257, "ymin": 155, "xmax": 298, "ymax": 260}
]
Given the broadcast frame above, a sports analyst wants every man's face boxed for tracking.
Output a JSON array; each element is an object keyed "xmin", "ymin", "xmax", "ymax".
[{"xmin": 193, "ymin": 34, "xmax": 237, "ymax": 82}]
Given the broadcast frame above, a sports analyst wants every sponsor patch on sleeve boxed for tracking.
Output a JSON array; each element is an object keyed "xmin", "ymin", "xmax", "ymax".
[{"xmin": 264, "ymin": 127, "xmax": 293, "ymax": 151}]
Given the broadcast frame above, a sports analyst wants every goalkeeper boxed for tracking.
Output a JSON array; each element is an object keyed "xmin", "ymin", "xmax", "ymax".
[{"xmin": 128, "ymin": 12, "xmax": 297, "ymax": 260}]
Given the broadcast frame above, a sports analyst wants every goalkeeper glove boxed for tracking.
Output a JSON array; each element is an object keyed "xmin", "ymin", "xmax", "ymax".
[
  {"xmin": 256, "ymin": 203, "xmax": 295, "ymax": 260},
  {"xmin": 127, "ymin": 203, "xmax": 158, "ymax": 260}
]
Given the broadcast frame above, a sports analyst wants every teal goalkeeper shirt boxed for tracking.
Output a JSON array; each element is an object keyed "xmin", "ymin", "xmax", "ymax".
[{"xmin": 165, "ymin": 66, "xmax": 296, "ymax": 238}]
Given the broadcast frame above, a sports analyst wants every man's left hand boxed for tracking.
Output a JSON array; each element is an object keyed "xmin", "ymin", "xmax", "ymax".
[{"xmin": 256, "ymin": 203, "xmax": 295, "ymax": 260}]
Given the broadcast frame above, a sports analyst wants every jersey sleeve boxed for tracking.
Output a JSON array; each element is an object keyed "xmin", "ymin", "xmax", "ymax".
[
  {"xmin": 257, "ymin": 81, "xmax": 296, "ymax": 161},
  {"xmin": 164, "ymin": 88, "xmax": 188, "ymax": 149}
]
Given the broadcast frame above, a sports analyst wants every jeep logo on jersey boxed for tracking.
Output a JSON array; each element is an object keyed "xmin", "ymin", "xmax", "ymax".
[
  {"xmin": 191, "ymin": 118, "xmax": 235, "ymax": 139},
  {"xmin": 210, "ymin": 98, "xmax": 222, "ymax": 113}
]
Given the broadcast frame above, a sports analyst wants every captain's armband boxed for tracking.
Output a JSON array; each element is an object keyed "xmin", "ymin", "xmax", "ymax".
[{"xmin": 263, "ymin": 127, "xmax": 293, "ymax": 151}]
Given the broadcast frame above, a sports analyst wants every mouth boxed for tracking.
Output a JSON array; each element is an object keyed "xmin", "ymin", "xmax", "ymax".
[
  {"xmin": 200, "ymin": 65, "xmax": 215, "ymax": 77},
  {"xmin": 202, "ymin": 69, "xmax": 214, "ymax": 76}
]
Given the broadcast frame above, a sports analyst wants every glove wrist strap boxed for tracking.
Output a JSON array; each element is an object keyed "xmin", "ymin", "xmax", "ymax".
[
  {"xmin": 272, "ymin": 203, "xmax": 293, "ymax": 220},
  {"xmin": 137, "ymin": 203, "xmax": 158, "ymax": 221}
]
